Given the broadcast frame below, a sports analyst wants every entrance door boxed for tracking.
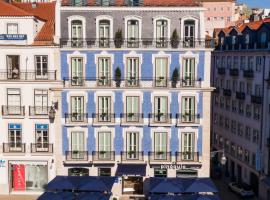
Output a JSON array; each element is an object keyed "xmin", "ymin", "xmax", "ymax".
[
  {"xmin": 122, "ymin": 177, "xmax": 143, "ymax": 195},
  {"xmin": 184, "ymin": 20, "xmax": 195, "ymax": 47},
  {"xmin": 71, "ymin": 132, "xmax": 84, "ymax": 159}
]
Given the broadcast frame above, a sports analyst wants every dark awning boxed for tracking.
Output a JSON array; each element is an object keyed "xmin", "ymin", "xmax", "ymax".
[
  {"xmin": 38, "ymin": 192, "xmax": 73, "ymax": 200},
  {"xmin": 38, "ymin": 192, "xmax": 111, "ymax": 200},
  {"xmin": 116, "ymin": 164, "xmax": 146, "ymax": 176},
  {"xmin": 149, "ymin": 194, "xmax": 220, "ymax": 200}
]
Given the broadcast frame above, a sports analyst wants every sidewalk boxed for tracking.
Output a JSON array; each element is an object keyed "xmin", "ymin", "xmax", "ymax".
[{"xmin": 0, "ymin": 195, "xmax": 38, "ymax": 200}]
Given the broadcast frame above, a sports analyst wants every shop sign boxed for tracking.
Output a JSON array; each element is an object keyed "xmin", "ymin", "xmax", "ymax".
[
  {"xmin": 13, "ymin": 165, "xmax": 25, "ymax": 191},
  {"xmin": 0, "ymin": 34, "xmax": 27, "ymax": 40},
  {"xmin": 0, "ymin": 160, "xmax": 5, "ymax": 167},
  {"xmin": 161, "ymin": 164, "xmax": 202, "ymax": 170}
]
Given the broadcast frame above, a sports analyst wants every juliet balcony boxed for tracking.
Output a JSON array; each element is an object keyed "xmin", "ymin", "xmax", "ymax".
[
  {"xmin": 92, "ymin": 151, "xmax": 115, "ymax": 162},
  {"xmin": 243, "ymin": 70, "xmax": 254, "ymax": 79},
  {"xmin": 217, "ymin": 68, "xmax": 226, "ymax": 75},
  {"xmin": 223, "ymin": 89, "xmax": 232, "ymax": 97},
  {"xmin": 149, "ymin": 113, "xmax": 172, "ymax": 126},
  {"xmin": 176, "ymin": 113, "xmax": 200, "ymax": 125},
  {"xmin": 2, "ymin": 106, "xmax": 25, "ymax": 116},
  {"xmin": 148, "ymin": 151, "xmax": 172, "ymax": 164},
  {"xmin": 121, "ymin": 151, "xmax": 144, "ymax": 163},
  {"xmin": 92, "ymin": 113, "xmax": 115, "ymax": 125},
  {"xmin": 0, "ymin": 70, "xmax": 57, "ymax": 81},
  {"xmin": 60, "ymin": 38, "xmax": 214, "ymax": 49},
  {"xmin": 120, "ymin": 113, "xmax": 144, "ymax": 125},
  {"xmin": 175, "ymin": 152, "xmax": 199, "ymax": 163},
  {"xmin": 65, "ymin": 151, "xmax": 89, "ymax": 162},
  {"xmin": 251, "ymin": 95, "xmax": 262, "ymax": 104},
  {"xmin": 63, "ymin": 77, "xmax": 202, "ymax": 89},
  {"xmin": 3, "ymin": 143, "xmax": 26, "ymax": 153},
  {"xmin": 229, "ymin": 68, "xmax": 239, "ymax": 77},
  {"xmin": 29, "ymin": 106, "xmax": 50, "ymax": 116},
  {"xmin": 65, "ymin": 113, "xmax": 88, "ymax": 124},
  {"xmin": 30, "ymin": 143, "xmax": 53, "ymax": 154},
  {"xmin": 236, "ymin": 92, "xmax": 245, "ymax": 100}
]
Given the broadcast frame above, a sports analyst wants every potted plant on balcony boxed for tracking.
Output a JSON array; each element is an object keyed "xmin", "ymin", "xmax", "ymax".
[
  {"xmin": 114, "ymin": 29, "xmax": 123, "ymax": 48},
  {"xmin": 128, "ymin": 151, "xmax": 136, "ymax": 155},
  {"xmin": 115, "ymin": 67, "xmax": 122, "ymax": 87},
  {"xmin": 99, "ymin": 150, "xmax": 106, "ymax": 154},
  {"xmin": 171, "ymin": 68, "xmax": 179, "ymax": 88},
  {"xmin": 170, "ymin": 29, "xmax": 180, "ymax": 48},
  {"xmin": 157, "ymin": 151, "xmax": 165, "ymax": 155}
]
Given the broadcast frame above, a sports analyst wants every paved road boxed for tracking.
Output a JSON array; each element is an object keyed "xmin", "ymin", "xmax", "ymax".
[
  {"xmin": 213, "ymin": 178, "xmax": 257, "ymax": 200},
  {"xmin": 0, "ymin": 195, "xmax": 38, "ymax": 200}
]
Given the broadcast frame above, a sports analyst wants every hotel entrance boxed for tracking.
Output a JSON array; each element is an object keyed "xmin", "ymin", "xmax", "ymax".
[{"xmin": 122, "ymin": 176, "xmax": 143, "ymax": 195}]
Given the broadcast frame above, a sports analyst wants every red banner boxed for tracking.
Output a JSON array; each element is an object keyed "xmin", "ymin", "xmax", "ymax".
[{"xmin": 13, "ymin": 164, "xmax": 25, "ymax": 191}]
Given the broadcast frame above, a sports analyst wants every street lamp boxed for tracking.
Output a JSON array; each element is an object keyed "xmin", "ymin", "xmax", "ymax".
[{"xmin": 211, "ymin": 149, "xmax": 227, "ymax": 165}]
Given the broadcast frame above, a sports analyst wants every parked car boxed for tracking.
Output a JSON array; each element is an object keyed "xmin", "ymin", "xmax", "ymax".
[{"xmin": 228, "ymin": 182, "xmax": 254, "ymax": 197}]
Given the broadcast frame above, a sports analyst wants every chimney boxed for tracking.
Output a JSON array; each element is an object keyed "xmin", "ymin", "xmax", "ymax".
[{"xmin": 32, "ymin": 1, "xmax": 37, "ymax": 8}]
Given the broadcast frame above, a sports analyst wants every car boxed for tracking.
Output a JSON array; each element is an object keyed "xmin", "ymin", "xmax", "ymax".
[{"xmin": 228, "ymin": 182, "xmax": 255, "ymax": 197}]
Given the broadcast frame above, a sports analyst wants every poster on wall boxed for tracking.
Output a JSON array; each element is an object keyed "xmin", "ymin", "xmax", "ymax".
[{"xmin": 13, "ymin": 164, "xmax": 25, "ymax": 190}]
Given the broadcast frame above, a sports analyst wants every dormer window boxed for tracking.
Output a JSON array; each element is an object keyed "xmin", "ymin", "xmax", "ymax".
[
  {"xmin": 7, "ymin": 23, "xmax": 18, "ymax": 34},
  {"xmin": 101, "ymin": 0, "xmax": 110, "ymax": 6},
  {"xmin": 220, "ymin": 37, "xmax": 224, "ymax": 45},
  {"xmin": 245, "ymin": 34, "xmax": 249, "ymax": 44},
  {"xmin": 232, "ymin": 36, "xmax": 236, "ymax": 45},
  {"xmin": 128, "ymin": 0, "xmax": 139, "ymax": 6}
]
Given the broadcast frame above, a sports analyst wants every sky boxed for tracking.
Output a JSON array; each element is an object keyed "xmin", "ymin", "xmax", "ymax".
[{"xmin": 238, "ymin": 0, "xmax": 270, "ymax": 8}]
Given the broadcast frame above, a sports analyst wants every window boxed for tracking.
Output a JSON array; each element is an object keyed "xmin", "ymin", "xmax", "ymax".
[
  {"xmin": 256, "ymin": 56, "xmax": 262, "ymax": 72},
  {"xmin": 184, "ymin": 20, "xmax": 195, "ymax": 47},
  {"xmin": 238, "ymin": 102, "xmax": 244, "ymax": 115},
  {"xmin": 239, "ymin": 82, "xmax": 245, "ymax": 92},
  {"xmin": 71, "ymin": 131, "xmax": 85, "ymax": 159},
  {"xmin": 226, "ymin": 80, "xmax": 230, "ymax": 89},
  {"xmin": 181, "ymin": 96, "xmax": 195, "ymax": 122},
  {"xmin": 35, "ymin": 56, "xmax": 48, "ymax": 79},
  {"xmin": 127, "ymin": 19, "xmax": 139, "ymax": 47},
  {"xmin": 231, "ymin": 120, "xmax": 236, "ymax": 134},
  {"xmin": 232, "ymin": 36, "xmax": 236, "ymax": 45},
  {"xmin": 8, "ymin": 123, "xmax": 22, "ymax": 150},
  {"xmin": 252, "ymin": 129, "xmax": 259, "ymax": 144},
  {"xmin": 232, "ymin": 100, "xmax": 237, "ymax": 112},
  {"xmin": 237, "ymin": 146, "xmax": 243, "ymax": 160},
  {"xmin": 220, "ymin": 96, "xmax": 224, "ymax": 108},
  {"xmin": 34, "ymin": 90, "xmax": 48, "ymax": 115},
  {"xmin": 261, "ymin": 32, "xmax": 267, "ymax": 43},
  {"xmin": 214, "ymin": 113, "xmax": 218, "ymax": 124},
  {"xmin": 227, "ymin": 17, "xmax": 231, "ymax": 21},
  {"xmin": 71, "ymin": 20, "xmax": 83, "ymax": 47},
  {"xmin": 154, "ymin": 168, "xmax": 167, "ymax": 178},
  {"xmin": 98, "ymin": 168, "xmax": 111, "ymax": 176},
  {"xmin": 98, "ymin": 96, "xmax": 111, "ymax": 122},
  {"xmin": 245, "ymin": 126, "xmax": 251, "ymax": 141},
  {"xmin": 255, "ymin": 85, "xmax": 262, "ymax": 96},
  {"xmin": 225, "ymin": 118, "xmax": 230, "ymax": 129},
  {"xmin": 245, "ymin": 34, "xmax": 249, "ymax": 44},
  {"xmin": 126, "ymin": 57, "xmax": 139, "ymax": 86},
  {"xmin": 156, "ymin": 20, "xmax": 168, "ymax": 47},
  {"xmin": 154, "ymin": 132, "xmax": 167, "ymax": 159},
  {"xmin": 155, "ymin": 57, "xmax": 168, "ymax": 87},
  {"xmin": 72, "ymin": 0, "xmax": 83, "ymax": 6},
  {"xmin": 240, "ymin": 56, "xmax": 245, "ymax": 70},
  {"xmin": 181, "ymin": 132, "xmax": 195, "ymax": 160},
  {"xmin": 253, "ymin": 105, "xmax": 261, "ymax": 120},
  {"xmin": 252, "ymin": 153, "xmax": 256, "ymax": 167},
  {"xmin": 7, "ymin": 23, "xmax": 18, "ymax": 34},
  {"xmin": 128, "ymin": 0, "xmax": 139, "ymax": 6},
  {"xmin": 71, "ymin": 57, "xmax": 83, "ymax": 86},
  {"xmin": 126, "ymin": 132, "xmax": 139, "ymax": 159},
  {"xmin": 98, "ymin": 132, "xmax": 111, "ymax": 159},
  {"xmin": 99, "ymin": 20, "xmax": 110, "ymax": 47},
  {"xmin": 225, "ymin": 99, "xmax": 230, "ymax": 111},
  {"xmin": 154, "ymin": 96, "xmax": 168, "ymax": 122},
  {"xmin": 227, "ymin": 56, "xmax": 232, "ymax": 69},
  {"xmin": 126, "ymin": 96, "xmax": 140, "ymax": 122},
  {"xmin": 100, "ymin": 0, "xmax": 109, "ymax": 6},
  {"xmin": 247, "ymin": 56, "xmax": 254, "ymax": 70},
  {"xmin": 219, "ymin": 115, "xmax": 223, "ymax": 127},
  {"xmin": 68, "ymin": 168, "xmax": 89, "ymax": 176},
  {"xmin": 176, "ymin": 169, "xmax": 198, "ymax": 178},
  {"xmin": 237, "ymin": 123, "xmax": 243, "ymax": 137},
  {"xmin": 246, "ymin": 104, "xmax": 251, "ymax": 117},
  {"xmin": 98, "ymin": 57, "xmax": 111, "ymax": 86},
  {"xmin": 182, "ymin": 58, "xmax": 196, "ymax": 86},
  {"xmin": 71, "ymin": 96, "xmax": 84, "ymax": 121},
  {"xmin": 244, "ymin": 150, "xmax": 250, "ymax": 163},
  {"xmin": 7, "ymin": 55, "xmax": 20, "ymax": 79},
  {"xmin": 246, "ymin": 83, "xmax": 252, "ymax": 95},
  {"xmin": 35, "ymin": 124, "xmax": 49, "ymax": 150},
  {"xmin": 7, "ymin": 88, "xmax": 21, "ymax": 115}
]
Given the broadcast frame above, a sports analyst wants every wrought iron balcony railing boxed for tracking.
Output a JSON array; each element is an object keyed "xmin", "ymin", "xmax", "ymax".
[
  {"xmin": 251, "ymin": 95, "xmax": 262, "ymax": 104},
  {"xmin": 0, "ymin": 70, "xmax": 57, "ymax": 81},
  {"xmin": 60, "ymin": 38, "xmax": 214, "ymax": 49},
  {"xmin": 217, "ymin": 68, "xmax": 226, "ymax": 75},
  {"xmin": 236, "ymin": 92, "xmax": 245, "ymax": 100},
  {"xmin": 223, "ymin": 89, "xmax": 232, "ymax": 97},
  {"xmin": 149, "ymin": 113, "xmax": 172, "ymax": 124},
  {"xmin": 92, "ymin": 151, "xmax": 115, "ymax": 161},
  {"xmin": 243, "ymin": 70, "xmax": 254, "ymax": 78},
  {"xmin": 63, "ymin": 77, "xmax": 202, "ymax": 89},
  {"xmin": 31, "ymin": 143, "xmax": 53, "ymax": 153},
  {"xmin": 230, "ymin": 68, "xmax": 239, "ymax": 76},
  {"xmin": 29, "ymin": 106, "xmax": 50, "ymax": 116},
  {"xmin": 176, "ymin": 113, "xmax": 200, "ymax": 124},
  {"xmin": 121, "ymin": 151, "xmax": 144, "ymax": 162},
  {"xmin": 120, "ymin": 113, "xmax": 144, "ymax": 124},
  {"xmin": 175, "ymin": 152, "xmax": 199, "ymax": 162},
  {"xmin": 2, "ymin": 106, "xmax": 25, "ymax": 116},
  {"xmin": 65, "ymin": 151, "xmax": 88, "ymax": 161},
  {"xmin": 148, "ymin": 151, "xmax": 172, "ymax": 163},
  {"xmin": 92, "ymin": 113, "xmax": 115, "ymax": 124},
  {"xmin": 3, "ymin": 143, "xmax": 26, "ymax": 153},
  {"xmin": 65, "ymin": 113, "xmax": 88, "ymax": 123}
]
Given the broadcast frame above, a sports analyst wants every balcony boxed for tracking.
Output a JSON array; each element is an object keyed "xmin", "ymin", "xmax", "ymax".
[
  {"xmin": 120, "ymin": 113, "xmax": 144, "ymax": 125},
  {"xmin": 175, "ymin": 152, "xmax": 199, "ymax": 162},
  {"xmin": 29, "ymin": 106, "xmax": 50, "ymax": 116},
  {"xmin": 2, "ymin": 106, "xmax": 25, "ymax": 116},
  {"xmin": 217, "ymin": 68, "xmax": 226, "ymax": 75},
  {"xmin": 121, "ymin": 151, "xmax": 144, "ymax": 162},
  {"xmin": 148, "ymin": 151, "xmax": 172, "ymax": 163},
  {"xmin": 92, "ymin": 151, "xmax": 115, "ymax": 162},
  {"xmin": 0, "ymin": 34, "xmax": 27, "ymax": 40},
  {"xmin": 176, "ymin": 114, "xmax": 200, "ymax": 125},
  {"xmin": 30, "ymin": 143, "xmax": 53, "ymax": 154},
  {"xmin": 243, "ymin": 70, "xmax": 254, "ymax": 78},
  {"xmin": 223, "ymin": 89, "xmax": 231, "ymax": 97},
  {"xmin": 92, "ymin": 113, "xmax": 115, "ymax": 125},
  {"xmin": 230, "ymin": 68, "xmax": 239, "ymax": 77},
  {"xmin": 236, "ymin": 92, "xmax": 245, "ymax": 100},
  {"xmin": 60, "ymin": 38, "xmax": 214, "ymax": 49},
  {"xmin": 149, "ymin": 113, "xmax": 172, "ymax": 125},
  {"xmin": 65, "ymin": 113, "xmax": 88, "ymax": 124},
  {"xmin": 65, "ymin": 151, "xmax": 88, "ymax": 162},
  {"xmin": 3, "ymin": 143, "xmax": 25, "ymax": 153},
  {"xmin": 251, "ymin": 95, "xmax": 262, "ymax": 104},
  {"xmin": 0, "ymin": 70, "xmax": 57, "ymax": 81}
]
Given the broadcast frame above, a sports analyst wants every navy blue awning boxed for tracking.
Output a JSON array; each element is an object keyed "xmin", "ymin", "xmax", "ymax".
[
  {"xmin": 116, "ymin": 164, "xmax": 146, "ymax": 176},
  {"xmin": 149, "ymin": 194, "xmax": 220, "ymax": 200},
  {"xmin": 38, "ymin": 192, "xmax": 73, "ymax": 200},
  {"xmin": 38, "ymin": 192, "xmax": 111, "ymax": 200},
  {"xmin": 77, "ymin": 192, "xmax": 111, "ymax": 200}
]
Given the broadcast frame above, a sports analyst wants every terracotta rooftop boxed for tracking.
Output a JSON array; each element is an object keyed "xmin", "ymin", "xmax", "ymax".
[{"xmin": 0, "ymin": 0, "xmax": 55, "ymax": 46}]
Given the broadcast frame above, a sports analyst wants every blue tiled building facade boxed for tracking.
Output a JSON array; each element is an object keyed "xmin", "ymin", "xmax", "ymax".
[{"xmin": 59, "ymin": 1, "xmax": 213, "ymax": 196}]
